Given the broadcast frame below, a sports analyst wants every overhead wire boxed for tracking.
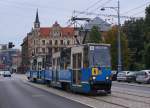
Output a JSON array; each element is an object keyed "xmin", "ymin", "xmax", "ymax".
[
  {"xmin": 89, "ymin": 0, "xmax": 114, "ymax": 13},
  {"xmin": 131, "ymin": 10, "xmax": 145, "ymax": 17},
  {"xmin": 84, "ymin": 0, "xmax": 104, "ymax": 11},
  {"xmin": 121, "ymin": 2, "xmax": 150, "ymax": 15},
  {"xmin": 74, "ymin": 0, "xmax": 105, "ymax": 17}
]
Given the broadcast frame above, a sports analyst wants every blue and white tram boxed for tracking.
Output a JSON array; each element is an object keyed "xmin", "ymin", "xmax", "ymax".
[{"xmin": 27, "ymin": 43, "xmax": 112, "ymax": 94}]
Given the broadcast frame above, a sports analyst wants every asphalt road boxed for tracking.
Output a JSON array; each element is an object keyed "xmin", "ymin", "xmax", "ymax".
[{"xmin": 0, "ymin": 76, "xmax": 90, "ymax": 108}]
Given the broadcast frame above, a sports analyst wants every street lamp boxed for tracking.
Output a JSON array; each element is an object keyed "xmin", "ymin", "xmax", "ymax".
[{"xmin": 101, "ymin": 0, "xmax": 122, "ymax": 73}]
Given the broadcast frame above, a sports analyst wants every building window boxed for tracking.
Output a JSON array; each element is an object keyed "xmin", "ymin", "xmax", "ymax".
[
  {"xmin": 49, "ymin": 40, "xmax": 52, "ymax": 45},
  {"xmin": 42, "ymin": 48, "xmax": 45, "ymax": 53},
  {"xmin": 68, "ymin": 32, "xmax": 70, "ymax": 35},
  {"xmin": 42, "ymin": 40, "xmax": 45, "ymax": 45},
  {"xmin": 67, "ymin": 40, "xmax": 70, "ymax": 45},
  {"xmin": 36, "ymin": 48, "xmax": 39, "ymax": 53},
  {"xmin": 54, "ymin": 48, "xmax": 59, "ymax": 52},
  {"xmin": 34, "ymin": 40, "xmax": 36, "ymax": 45},
  {"xmin": 60, "ymin": 40, "xmax": 63, "ymax": 45},
  {"xmin": 55, "ymin": 40, "xmax": 58, "ymax": 45}
]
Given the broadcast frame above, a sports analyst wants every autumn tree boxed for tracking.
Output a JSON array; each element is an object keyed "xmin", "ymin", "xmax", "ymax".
[{"xmin": 105, "ymin": 27, "xmax": 129, "ymax": 70}]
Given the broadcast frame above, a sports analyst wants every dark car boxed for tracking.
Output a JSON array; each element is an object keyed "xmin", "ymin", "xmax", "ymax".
[
  {"xmin": 111, "ymin": 70, "xmax": 117, "ymax": 81},
  {"xmin": 126, "ymin": 71, "xmax": 138, "ymax": 83}
]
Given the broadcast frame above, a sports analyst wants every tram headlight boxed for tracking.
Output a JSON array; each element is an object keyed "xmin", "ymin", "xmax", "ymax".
[
  {"xmin": 92, "ymin": 76, "xmax": 96, "ymax": 80},
  {"xmin": 106, "ymin": 76, "xmax": 109, "ymax": 80}
]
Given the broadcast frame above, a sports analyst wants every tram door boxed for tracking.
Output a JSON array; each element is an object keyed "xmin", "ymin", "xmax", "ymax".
[
  {"xmin": 72, "ymin": 53, "xmax": 82, "ymax": 85},
  {"xmin": 52, "ymin": 57, "xmax": 60, "ymax": 82}
]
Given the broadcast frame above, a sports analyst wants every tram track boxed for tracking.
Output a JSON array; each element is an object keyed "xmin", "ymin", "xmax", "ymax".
[
  {"xmin": 111, "ymin": 94, "xmax": 150, "ymax": 105},
  {"xmin": 112, "ymin": 90, "xmax": 150, "ymax": 98},
  {"xmin": 89, "ymin": 96, "xmax": 129, "ymax": 108},
  {"xmin": 87, "ymin": 88, "xmax": 150, "ymax": 108},
  {"xmin": 88, "ymin": 93, "xmax": 150, "ymax": 108}
]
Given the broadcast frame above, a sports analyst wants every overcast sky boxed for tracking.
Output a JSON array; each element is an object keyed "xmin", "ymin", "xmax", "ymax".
[{"xmin": 0, "ymin": 0, "xmax": 149, "ymax": 48}]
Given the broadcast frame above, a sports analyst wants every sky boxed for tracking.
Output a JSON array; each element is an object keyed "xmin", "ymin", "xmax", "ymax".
[{"xmin": 0, "ymin": 0, "xmax": 149, "ymax": 49}]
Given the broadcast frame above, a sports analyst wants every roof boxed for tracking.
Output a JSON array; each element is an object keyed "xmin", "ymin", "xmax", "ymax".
[
  {"xmin": 35, "ymin": 10, "xmax": 40, "ymax": 23},
  {"xmin": 39, "ymin": 27, "xmax": 51, "ymax": 37},
  {"xmin": 61, "ymin": 27, "xmax": 74, "ymax": 37},
  {"xmin": 84, "ymin": 17, "xmax": 111, "ymax": 31}
]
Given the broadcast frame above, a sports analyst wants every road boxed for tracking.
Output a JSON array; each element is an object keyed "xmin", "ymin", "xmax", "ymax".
[
  {"xmin": 0, "ymin": 76, "xmax": 90, "ymax": 108},
  {"xmin": 112, "ymin": 81, "xmax": 150, "ymax": 93},
  {"xmin": 1, "ymin": 74, "xmax": 150, "ymax": 108}
]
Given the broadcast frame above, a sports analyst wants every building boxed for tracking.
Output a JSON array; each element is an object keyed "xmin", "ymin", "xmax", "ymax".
[
  {"xmin": 0, "ymin": 44, "xmax": 21, "ymax": 72},
  {"xmin": 79, "ymin": 17, "xmax": 111, "ymax": 43},
  {"xmin": 21, "ymin": 10, "xmax": 75, "ymax": 72}
]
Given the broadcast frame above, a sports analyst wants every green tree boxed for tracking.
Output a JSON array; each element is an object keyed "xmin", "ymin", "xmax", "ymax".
[
  {"xmin": 143, "ymin": 5, "xmax": 150, "ymax": 68},
  {"xmin": 144, "ymin": 44, "xmax": 150, "ymax": 68},
  {"xmin": 88, "ymin": 26, "xmax": 102, "ymax": 43},
  {"xmin": 122, "ymin": 19, "xmax": 145, "ymax": 70},
  {"xmin": 145, "ymin": 5, "xmax": 150, "ymax": 44},
  {"xmin": 105, "ymin": 27, "xmax": 129, "ymax": 70}
]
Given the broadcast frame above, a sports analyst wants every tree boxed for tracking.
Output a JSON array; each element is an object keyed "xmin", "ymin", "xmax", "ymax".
[
  {"xmin": 145, "ymin": 5, "xmax": 150, "ymax": 44},
  {"xmin": 143, "ymin": 5, "xmax": 150, "ymax": 69},
  {"xmin": 105, "ymin": 27, "xmax": 129, "ymax": 70},
  {"xmin": 144, "ymin": 44, "xmax": 150, "ymax": 68},
  {"xmin": 145, "ymin": 5, "xmax": 150, "ymax": 27},
  {"xmin": 88, "ymin": 26, "xmax": 102, "ymax": 43},
  {"xmin": 122, "ymin": 19, "xmax": 145, "ymax": 70}
]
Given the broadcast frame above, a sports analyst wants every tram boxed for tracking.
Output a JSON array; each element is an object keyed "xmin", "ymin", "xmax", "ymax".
[{"xmin": 27, "ymin": 43, "xmax": 112, "ymax": 94}]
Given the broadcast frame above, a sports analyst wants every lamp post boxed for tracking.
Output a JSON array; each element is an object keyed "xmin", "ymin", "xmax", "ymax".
[{"xmin": 101, "ymin": 0, "xmax": 122, "ymax": 73}]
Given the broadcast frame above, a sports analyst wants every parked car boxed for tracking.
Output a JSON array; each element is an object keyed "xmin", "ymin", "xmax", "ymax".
[
  {"xmin": 0, "ymin": 71, "xmax": 4, "ymax": 76},
  {"xmin": 117, "ymin": 71, "xmax": 130, "ymax": 82},
  {"xmin": 3, "ymin": 71, "xmax": 11, "ymax": 77},
  {"xmin": 111, "ymin": 70, "xmax": 117, "ymax": 81},
  {"xmin": 126, "ymin": 71, "xmax": 138, "ymax": 83},
  {"xmin": 136, "ymin": 70, "xmax": 150, "ymax": 84}
]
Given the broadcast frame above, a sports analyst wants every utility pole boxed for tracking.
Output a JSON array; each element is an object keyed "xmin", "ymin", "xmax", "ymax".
[
  {"xmin": 100, "ymin": 0, "xmax": 122, "ymax": 73},
  {"xmin": 117, "ymin": 0, "xmax": 122, "ymax": 73}
]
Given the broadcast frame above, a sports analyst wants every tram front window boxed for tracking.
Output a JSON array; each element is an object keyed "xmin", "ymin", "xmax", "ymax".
[{"xmin": 89, "ymin": 46, "xmax": 111, "ymax": 67}]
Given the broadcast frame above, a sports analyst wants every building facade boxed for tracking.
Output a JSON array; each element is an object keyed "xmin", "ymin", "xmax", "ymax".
[{"xmin": 21, "ymin": 10, "xmax": 75, "ymax": 72}]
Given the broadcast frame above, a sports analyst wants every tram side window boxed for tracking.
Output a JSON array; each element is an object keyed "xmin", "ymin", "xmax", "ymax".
[
  {"xmin": 77, "ymin": 53, "xmax": 82, "ymax": 84},
  {"xmin": 53, "ymin": 59, "xmax": 55, "ymax": 67},
  {"xmin": 77, "ymin": 53, "xmax": 82, "ymax": 68},
  {"xmin": 72, "ymin": 53, "xmax": 82, "ymax": 84},
  {"xmin": 73, "ymin": 54, "xmax": 77, "ymax": 83},
  {"xmin": 83, "ymin": 46, "xmax": 89, "ymax": 68},
  {"xmin": 57, "ymin": 57, "xmax": 60, "ymax": 69},
  {"xmin": 60, "ymin": 49, "xmax": 71, "ymax": 70}
]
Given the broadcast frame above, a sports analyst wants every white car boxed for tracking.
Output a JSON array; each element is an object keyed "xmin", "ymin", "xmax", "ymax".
[
  {"xmin": 3, "ymin": 71, "xmax": 11, "ymax": 77},
  {"xmin": 117, "ymin": 71, "xmax": 130, "ymax": 82},
  {"xmin": 0, "ymin": 71, "xmax": 4, "ymax": 76},
  {"xmin": 136, "ymin": 70, "xmax": 150, "ymax": 84}
]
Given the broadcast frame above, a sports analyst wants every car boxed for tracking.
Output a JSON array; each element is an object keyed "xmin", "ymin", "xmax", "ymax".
[
  {"xmin": 111, "ymin": 70, "xmax": 117, "ymax": 81},
  {"xmin": 0, "ymin": 71, "xmax": 4, "ymax": 76},
  {"xmin": 3, "ymin": 71, "xmax": 11, "ymax": 77},
  {"xmin": 136, "ymin": 70, "xmax": 150, "ymax": 84},
  {"xmin": 126, "ymin": 71, "xmax": 138, "ymax": 83},
  {"xmin": 117, "ymin": 71, "xmax": 130, "ymax": 82}
]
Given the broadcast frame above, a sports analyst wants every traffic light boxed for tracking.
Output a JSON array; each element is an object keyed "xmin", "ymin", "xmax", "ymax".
[{"xmin": 8, "ymin": 42, "xmax": 15, "ymax": 49}]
